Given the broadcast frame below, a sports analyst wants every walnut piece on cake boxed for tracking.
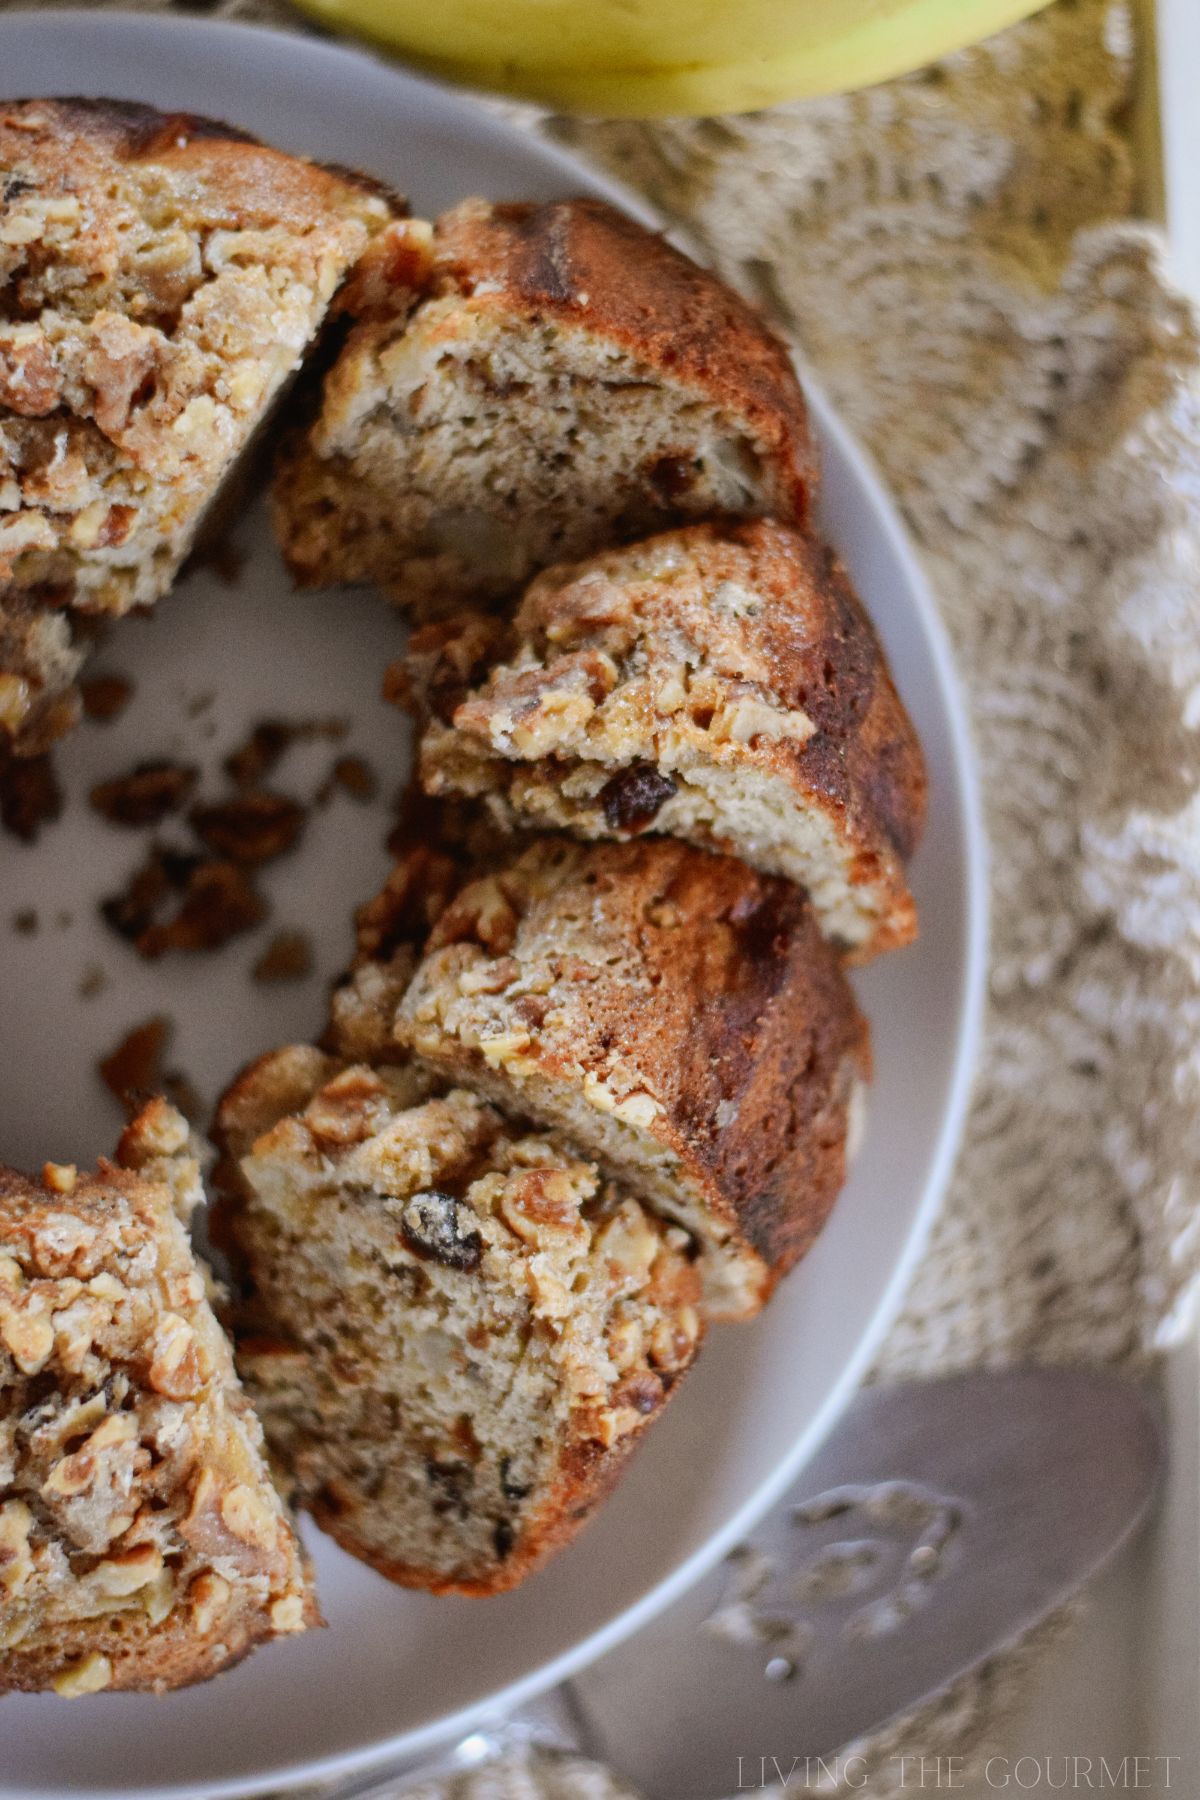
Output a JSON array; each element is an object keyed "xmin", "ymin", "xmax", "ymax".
[
  {"xmin": 320, "ymin": 791, "xmax": 506, "ymax": 1069},
  {"xmin": 0, "ymin": 1104, "xmax": 315, "ymax": 1696},
  {"xmin": 213, "ymin": 1050, "xmax": 702, "ymax": 1595},
  {"xmin": 387, "ymin": 833, "xmax": 870, "ymax": 1322},
  {"xmin": 272, "ymin": 197, "xmax": 817, "ymax": 617},
  {"xmin": 0, "ymin": 98, "xmax": 399, "ymax": 756},
  {"xmin": 406, "ymin": 518, "xmax": 926, "ymax": 959}
]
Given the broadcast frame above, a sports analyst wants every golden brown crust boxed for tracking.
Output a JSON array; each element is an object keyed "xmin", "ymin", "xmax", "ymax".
[
  {"xmin": 432, "ymin": 200, "xmax": 816, "ymax": 523},
  {"xmin": 396, "ymin": 835, "xmax": 870, "ymax": 1319}
]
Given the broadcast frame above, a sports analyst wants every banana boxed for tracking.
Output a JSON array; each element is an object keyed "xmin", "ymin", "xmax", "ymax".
[{"xmin": 293, "ymin": 0, "xmax": 1048, "ymax": 117}]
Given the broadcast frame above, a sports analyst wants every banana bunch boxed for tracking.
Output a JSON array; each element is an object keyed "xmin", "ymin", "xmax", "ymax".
[{"xmin": 295, "ymin": 0, "xmax": 1048, "ymax": 117}]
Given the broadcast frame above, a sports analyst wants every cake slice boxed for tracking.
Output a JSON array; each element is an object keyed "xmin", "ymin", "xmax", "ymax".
[
  {"xmin": 0, "ymin": 98, "xmax": 399, "ymax": 755},
  {"xmin": 0, "ymin": 1103, "xmax": 314, "ymax": 1696},
  {"xmin": 392, "ymin": 834, "xmax": 870, "ymax": 1321},
  {"xmin": 213, "ymin": 1050, "xmax": 702, "ymax": 1596},
  {"xmin": 405, "ymin": 518, "xmax": 926, "ymax": 959},
  {"xmin": 272, "ymin": 196, "xmax": 817, "ymax": 617}
]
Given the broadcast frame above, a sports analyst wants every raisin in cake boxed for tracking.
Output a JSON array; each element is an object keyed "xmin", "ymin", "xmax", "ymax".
[
  {"xmin": 272, "ymin": 197, "xmax": 816, "ymax": 616},
  {"xmin": 213, "ymin": 1050, "xmax": 702, "ymax": 1596},
  {"xmin": 0, "ymin": 98, "xmax": 397, "ymax": 755},
  {"xmin": 0, "ymin": 1105, "xmax": 314, "ymax": 1695},
  {"xmin": 406, "ymin": 519, "xmax": 926, "ymax": 959},
  {"xmin": 390, "ymin": 834, "xmax": 869, "ymax": 1321}
]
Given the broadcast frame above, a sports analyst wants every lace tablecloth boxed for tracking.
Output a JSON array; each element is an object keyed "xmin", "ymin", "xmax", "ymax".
[
  {"xmin": 7, "ymin": 0, "xmax": 1199, "ymax": 1791},
  {"xmin": 552, "ymin": 0, "xmax": 1200, "ymax": 1384}
]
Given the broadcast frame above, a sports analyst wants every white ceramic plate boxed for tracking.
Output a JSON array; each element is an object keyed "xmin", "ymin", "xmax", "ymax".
[{"xmin": 0, "ymin": 16, "xmax": 987, "ymax": 1797}]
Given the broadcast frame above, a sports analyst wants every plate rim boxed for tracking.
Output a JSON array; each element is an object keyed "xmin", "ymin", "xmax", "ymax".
[{"xmin": 0, "ymin": 14, "xmax": 989, "ymax": 1796}]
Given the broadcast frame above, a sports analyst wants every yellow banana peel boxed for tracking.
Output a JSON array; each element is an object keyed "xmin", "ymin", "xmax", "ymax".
[{"xmin": 295, "ymin": 0, "xmax": 1049, "ymax": 117}]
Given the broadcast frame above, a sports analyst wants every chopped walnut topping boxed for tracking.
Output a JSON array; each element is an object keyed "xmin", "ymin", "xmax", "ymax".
[
  {"xmin": 1, "ymin": 1305, "xmax": 54, "ymax": 1375},
  {"xmin": 147, "ymin": 1313, "xmax": 205, "ymax": 1400},
  {"xmin": 89, "ymin": 760, "xmax": 198, "ymax": 828},
  {"xmin": 0, "ymin": 321, "xmax": 61, "ymax": 417},
  {"xmin": 0, "ymin": 751, "xmax": 62, "ymax": 843},
  {"xmin": 441, "ymin": 876, "xmax": 519, "ymax": 955},
  {"xmin": 594, "ymin": 1201, "xmax": 661, "ymax": 1283},
  {"xmin": 101, "ymin": 850, "xmax": 266, "ymax": 959},
  {"xmin": 458, "ymin": 955, "xmax": 520, "ymax": 996},
  {"xmin": 270, "ymin": 1592, "xmax": 306, "ymax": 1633},
  {"xmin": 0, "ymin": 1500, "xmax": 34, "ymax": 1597},
  {"xmin": 479, "ymin": 1030, "xmax": 535, "ymax": 1072},
  {"xmin": 117, "ymin": 1093, "xmax": 189, "ymax": 1162},
  {"xmin": 189, "ymin": 791, "xmax": 305, "ymax": 866},
  {"xmin": 648, "ymin": 1307, "xmax": 700, "ymax": 1372},
  {"xmin": 709, "ymin": 693, "xmax": 816, "ymax": 746},
  {"xmin": 224, "ymin": 722, "xmax": 291, "ymax": 789},
  {"xmin": 138, "ymin": 860, "xmax": 266, "ymax": 957},
  {"xmin": 253, "ymin": 930, "xmax": 313, "ymax": 984},
  {"xmin": 223, "ymin": 716, "xmax": 347, "ymax": 789},
  {"xmin": 220, "ymin": 1484, "xmax": 278, "ymax": 1552},
  {"xmin": 83, "ymin": 312, "xmax": 160, "ymax": 439},
  {"xmin": 498, "ymin": 1169, "xmax": 588, "ymax": 1251},
  {"xmin": 91, "ymin": 1544, "xmax": 162, "ymax": 1598},
  {"xmin": 319, "ymin": 753, "xmax": 377, "ymax": 804},
  {"xmin": 79, "ymin": 674, "xmax": 133, "ymax": 723},
  {"xmin": 187, "ymin": 1571, "xmax": 230, "ymax": 1635},
  {"xmin": 98, "ymin": 1016, "xmax": 170, "ymax": 1118},
  {"xmin": 52, "ymin": 1652, "xmax": 112, "ymax": 1698}
]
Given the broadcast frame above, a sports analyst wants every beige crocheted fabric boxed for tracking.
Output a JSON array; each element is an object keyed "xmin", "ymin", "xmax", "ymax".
[
  {"xmin": 551, "ymin": 0, "xmax": 1200, "ymax": 1381},
  {"xmin": 364, "ymin": 1750, "xmax": 644, "ymax": 1800},
  {"xmin": 7, "ymin": 0, "xmax": 1197, "ymax": 1792}
]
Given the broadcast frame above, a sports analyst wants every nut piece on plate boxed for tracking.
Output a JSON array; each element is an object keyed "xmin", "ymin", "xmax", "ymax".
[
  {"xmin": 390, "ymin": 833, "xmax": 870, "ymax": 1322},
  {"xmin": 0, "ymin": 98, "xmax": 400, "ymax": 757},
  {"xmin": 272, "ymin": 196, "xmax": 817, "ymax": 617},
  {"xmin": 0, "ymin": 1104, "xmax": 315, "ymax": 1696},
  {"xmin": 406, "ymin": 518, "xmax": 926, "ymax": 960},
  {"xmin": 213, "ymin": 1050, "xmax": 702, "ymax": 1595}
]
